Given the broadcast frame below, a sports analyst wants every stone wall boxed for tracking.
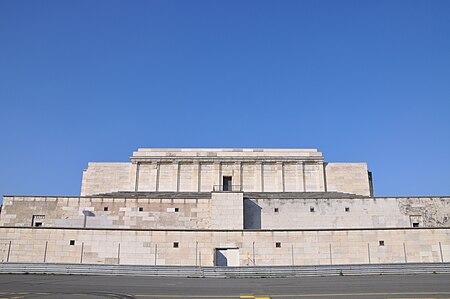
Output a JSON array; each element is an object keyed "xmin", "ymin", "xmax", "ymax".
[
  {"xmin": 210, "ymin": 192, "xmax": 243, "ymax": 229},
  {"xmin": 325, "ymin": 163, "xmax": 371, "ymax": 196},
  {"xmin": 246, "ymin": 196, "xmax": 450, "ymax": 229},
  {"xmin": 0, "ymin": 196, "xmax": 211, "ymax": 229},
  {"xmin": 0, "ymin": 227, "xmax": 449, "ymax": 266},
  {"xmin": 81, "ymin": 163, "xmax": 133, "ymax": 196},
  {"xmin": 80, "ymin": 148, "xmax": 371, "ymax": 196},
  {"xmin": 82, "ymin": 161, "xmax": 330, "ymax": 195},
  {"xmin": 2, "ymin": 195, "xmax": 449, "ymax": 230}
]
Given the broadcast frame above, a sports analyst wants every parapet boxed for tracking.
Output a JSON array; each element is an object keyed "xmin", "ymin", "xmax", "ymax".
[{"xmin": 131, "ymin": 148, "xmax": 324, "ymax": 162}]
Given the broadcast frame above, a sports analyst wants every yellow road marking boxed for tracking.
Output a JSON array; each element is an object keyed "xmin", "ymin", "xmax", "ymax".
[{"xmin": 3, "ymin": 292, "xmax": 449, "ymax": 299}]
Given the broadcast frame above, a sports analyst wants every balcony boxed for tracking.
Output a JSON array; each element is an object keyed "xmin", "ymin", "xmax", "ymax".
[{"xmin": 213, "ymin": 185, "xmax": 242, "ymax": 192}]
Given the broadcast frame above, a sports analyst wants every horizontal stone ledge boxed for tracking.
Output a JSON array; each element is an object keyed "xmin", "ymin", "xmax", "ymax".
[
  {"xmin": 129, "ymin": 157, "xmax": 325, "ymax": 163},
  {"xmin": 3, "ymin": 193, "xmax": 450, "ymax": 199},
  {"xmin": 1, "ymin": 226, "xmax": 450, "ymax": 233}
]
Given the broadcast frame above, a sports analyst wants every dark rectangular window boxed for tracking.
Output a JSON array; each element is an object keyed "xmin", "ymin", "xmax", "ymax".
[
  {"xmin": 223, "ymin": 176, "xmax": 232, "ymax": 191},
  {"xmin": 174, "ymin": 208, "xmax": 179, "ymax": 212},
  {"xmin": 173, "ymin": 242, "xmax": 179, "ymax": 248},
  {"xmin": 310, "ymin": 207, "xmax": 315, "ymax": 212},
  {"xmin": 413, "ymin": 222, "xmax": 419, "ymax": 228},
  {"xmin": 139, "ymin": 207, "xmax": 144, "ymax": 212},
  {"xmin": 274, "ymin": 208, "xmax": 279, "ymax": 213},
  {"xmin": 32, "ymin": 215, "xmax": 45, "ymax": 227},
  {"xmin": 70, "ymin": 240, "xmax": 75, "ymax": 246},
  {"xmin": 275, "ymin": 242, "xmax": 281, "ymax": 248},
  {"xmin": 103, "ymin": 207, "xmax": 109, "ymax": 211},
  {"xmin": 379, "ymin": 240, "xmax": 385, "ymax": 246},
  {"xmin": 345, "ymin": 207, "xmax": 350, "ymax": 212}
]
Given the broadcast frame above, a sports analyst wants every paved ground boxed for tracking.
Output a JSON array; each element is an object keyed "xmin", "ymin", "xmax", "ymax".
[{"xmin": 0, "ymin": 274, "xmax": 450, "ymax": 299}]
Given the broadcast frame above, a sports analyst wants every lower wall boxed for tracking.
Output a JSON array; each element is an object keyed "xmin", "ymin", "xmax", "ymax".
[{"xmin": 0, "ymin": 227, "xmax": 449, "ymax": 266}]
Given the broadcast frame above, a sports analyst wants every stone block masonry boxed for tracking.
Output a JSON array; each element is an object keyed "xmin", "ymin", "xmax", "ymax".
[
  {"xmin": 1, "ymin": 147, "xmax": 449, "ymax": 267},
  {"xmin": 0, "ymin": 227, "xmax": 449, "ymax": 266},
  {"xmin": 211, "ymin": 192, "xmax": 243, "ymax": 229},
  {"xmin": 81, "ymin": 149, "xmax": 372, "ymax": 196},
  {"xmin": 1, "ymin": 195, "xmax": 450, "ymax": 230}
]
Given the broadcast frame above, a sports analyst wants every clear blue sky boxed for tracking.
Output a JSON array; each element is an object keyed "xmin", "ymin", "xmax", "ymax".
[{"xmin": 1, "ymin": 0, "xmax": 449, "ymax": 203}]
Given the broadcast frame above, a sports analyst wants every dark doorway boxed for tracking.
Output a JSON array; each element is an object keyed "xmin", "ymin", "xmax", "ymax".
[
  {"xmin": 214, "ymin": 248, "xmax": 239, "ymax": 266},
  {"xmin": 215, "ymin": 249, "xmax": 227, "ymax": 266},
  {"xmin": 223, "ymin": 176, "xmax": 232, "ymax": 191}
]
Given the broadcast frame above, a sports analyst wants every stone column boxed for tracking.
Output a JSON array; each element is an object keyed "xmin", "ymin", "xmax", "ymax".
[
  {"xmin": 218, "ymin": 162, "xmax": 223, "ymax": 188},
  {"xmin": 176, "ymin": 161, "xmax": 181, "ymax": 192},
  {"xmin": 260, "ymin": 162, "xmax": 265, "ymax": 192},
  {"xmin": 155, "ymin": 162, "xmax": 160, "ymax": 192},
  {"xmin": 301, "ymin": 162, "xmax": 306, "ymax": 192},
  {"xmin": 321, "ymin": 161, "xmax": 327, "ymax": 192},
  {"xmin": 213, "ymin": 162, "xmax": 221, "ymax": 190},
  {"xmin": 193, "ymin": 162, "xmax": 200, "ymax": 192},
  {"xmin": 239, "ymin": 162, "xmax": 243, "ymax": 191},
  {"xmin": 197, "ymin": 162, "xmax": 202, "ymax": 192},
  {"xmin": 131, "ymin": 162, "xmax": 140, "ymax": 192}
]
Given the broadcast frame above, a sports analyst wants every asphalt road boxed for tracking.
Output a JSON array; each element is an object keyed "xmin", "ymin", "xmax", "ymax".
[{"xmin": 0, "ymin": 274, "xmax": 450, "ymax": 299}]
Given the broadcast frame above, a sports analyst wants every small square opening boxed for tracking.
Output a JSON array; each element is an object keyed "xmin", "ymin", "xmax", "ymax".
[
  {"xmin": 379, "ymin": 240, "xmax": 385, "ymax": 246},
  {"xmin": 345, "ymin": 207, "xmax": 350, "ymax": 212},
  {"xmin": 413, "ymin": 222, "xmax": 419, "ymax": 228},
  {"xmin": 139, "ymin": 207, "xmax": 144, "ymax": 212},
  {"xmin": 275, "ymin": 242, "xmax": 282, "ymax": 248},
  {"xmin": 173, "ymin": 242, "xmax": 179, "ymax": 248},
  {"xmin": 70, "ymin": 240, "xmax": 75, "ymax": 246},
  {"xmin": 103, "ymin": 207, "xmax": 109, "ymax": 212},
  {"xmin": 274, "ymin": 208, "xmax": 279, "ymax": 213},
  {"xmin": 310, "ymin": 207, "xmax": 315, "ymax": 212},
  {"xmin": 174, "ymin": 208, "xmax": 179, "ymax": 212},
  {"xmin": 32, "ymin": 215, "xmax": 45, "ymax": 227}
]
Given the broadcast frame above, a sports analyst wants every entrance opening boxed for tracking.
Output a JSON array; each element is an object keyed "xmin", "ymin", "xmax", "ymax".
[
  {"xmin": 223, "ymin": 176, "xmax": 232, "ymax": 191},
  {"xmin": 215, "ymin": 249, "xmax": 227, "ymax": 266},
  {"xmin": 214, "ymin": 248, "xmax": 239, "ymax": 266}
]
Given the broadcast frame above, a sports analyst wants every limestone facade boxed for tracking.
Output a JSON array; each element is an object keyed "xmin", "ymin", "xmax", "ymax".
[
  {"xmin": 81, "ymin": 149, "xmax": 372, "ymax": 196},
  {"xmin": 1, "ymin": 194, "xmax": 450, "ymax": 230},
  {"xmin": 1, "ymin": 148, "xmax": 449, "ymax": 267},
  {"xmin": 0, "ymin": 227, "xmax": 449, "ymax": 265}
]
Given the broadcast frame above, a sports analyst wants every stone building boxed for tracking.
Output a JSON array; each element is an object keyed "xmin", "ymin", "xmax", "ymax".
[{"xmin": 0, "ymin": 148, "xmax": 449, "ymax": 266}]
